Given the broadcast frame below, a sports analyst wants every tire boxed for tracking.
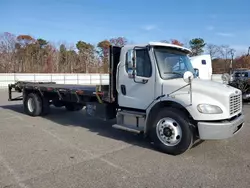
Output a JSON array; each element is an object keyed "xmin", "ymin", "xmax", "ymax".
[
  {"xmin": 65, "ymin": 103, "xmax": 84, "ymax": 111},
  {"xmin": 23, "ymin": 93, "xmax": 42, "ymax": 116},
  {"xmin": 149, "ymin": 107, "xmax": 194, "ymax": 155}
]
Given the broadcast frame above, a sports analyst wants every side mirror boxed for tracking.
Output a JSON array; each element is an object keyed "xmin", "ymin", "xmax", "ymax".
[
  {"xmin": 126, "ymin": 47, "xmax": 148, "ymax": 84},
  {"xmin": 183, "ymin": 71, "xmax": 194, "ymax": 84},
  {"xmin": 127, "ymin": 49, "xmax": 136, "ymax": 78},
  {"xmin": 194, "ymin": 68, "xmax": 199, "ymax": 77}
]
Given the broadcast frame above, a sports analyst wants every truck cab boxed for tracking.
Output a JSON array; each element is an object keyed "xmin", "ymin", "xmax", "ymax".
[
  {"xmin": 111, "ymin": 42, "xmax": 244, "ymax": 155},
  {"xmin": 189, "ymin": 54, "xmax": 213, "ymax": 80}
]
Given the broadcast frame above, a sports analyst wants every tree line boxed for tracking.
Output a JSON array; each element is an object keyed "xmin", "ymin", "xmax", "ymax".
[{"xmin": 0, "ymin": 32, "xmax": 249, "ymax": 73}]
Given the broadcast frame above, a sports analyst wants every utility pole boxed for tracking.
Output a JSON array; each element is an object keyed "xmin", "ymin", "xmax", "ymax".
[{"xmin": 229, "ymin": 48, "xmax": 235, "ymax": 75}]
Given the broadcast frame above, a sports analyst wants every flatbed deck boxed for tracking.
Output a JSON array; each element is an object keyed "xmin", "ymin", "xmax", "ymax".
[
  {"xmin": 19, "ymin": 83, "xmax": 98, "ymax": 93},
  {"xmin": 10, "ymin": 81, "xmax": 109, "ymax": 92},
  {"xmin": 8, "ymin": 81, "xmax": 110, "ymax": 103}
]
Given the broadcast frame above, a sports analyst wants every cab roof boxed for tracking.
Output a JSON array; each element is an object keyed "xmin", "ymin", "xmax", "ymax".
[{"xmin": 123, "ymin": 42, "xmax": 191, "ymax": 53}]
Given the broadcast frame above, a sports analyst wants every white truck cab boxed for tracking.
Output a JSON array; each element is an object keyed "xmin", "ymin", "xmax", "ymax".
[
  {"xmin": 113, "ymin": 42, "xmax": 244, "ymax": 155},
  {"xmin": 190, "ymin": 54, "xmax": 213, "ymax": 80}
]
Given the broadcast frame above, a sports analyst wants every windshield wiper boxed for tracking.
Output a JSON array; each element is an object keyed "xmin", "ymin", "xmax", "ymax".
[{"xmin": 163, "ymin": 72, "xmax": 183, "ymax": 76}]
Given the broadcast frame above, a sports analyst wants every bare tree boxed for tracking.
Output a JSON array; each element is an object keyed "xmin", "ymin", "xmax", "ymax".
[
  {"xmin": 217, "ymin": 45, "xmax": 236, "ymax": 73},
  {"xmin": 0, "ymin": 32, "xmax": 17, "ymax": 72},
  {"xmin": 205, "ymin": 43, "xmax": 220, "ymax": 59}
]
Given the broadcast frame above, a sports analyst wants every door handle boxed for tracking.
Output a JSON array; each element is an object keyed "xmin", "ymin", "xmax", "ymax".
[{"xmin": 121, "ymin": 85, "xmax": 126, "ymax": 95}]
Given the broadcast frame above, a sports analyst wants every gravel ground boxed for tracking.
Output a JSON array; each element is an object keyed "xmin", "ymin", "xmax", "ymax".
[{"xmin": 0, "ymin": 90, "xmax": 249, "ymax": 188}]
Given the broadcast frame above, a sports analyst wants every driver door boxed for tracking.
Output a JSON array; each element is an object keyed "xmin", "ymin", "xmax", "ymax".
[{"xmin": 117, "ymin": 48, "xmax": 155, "ymax": 110}]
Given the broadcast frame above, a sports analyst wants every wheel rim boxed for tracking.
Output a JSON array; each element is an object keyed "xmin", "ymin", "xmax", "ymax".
[
  {"xmin": 156, "ymin": 117, "xmax": 182, "ymax": 146},
  {"xmin": 27, "ymin": 98, "xmax": 35, "ymax": 112}
]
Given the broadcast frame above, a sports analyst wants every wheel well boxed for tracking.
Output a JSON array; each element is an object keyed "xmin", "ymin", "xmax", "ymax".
[
  {"xmin": 23, "ymin": 89, "xmax": 41, "ymax": 99},
  {"xmin": 23, "ymin": 89, "xmax": 51, "ymax": 105},
  {"xmin": 145, "ymin": 101, "xmax": 195, "ymax": 136},
  {"xmin": 23, "ymin": 89, "xmax": 57, "ymax": 100}
]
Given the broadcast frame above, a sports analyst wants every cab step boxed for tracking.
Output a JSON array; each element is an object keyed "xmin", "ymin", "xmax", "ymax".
[
  {"xmin": 112, "ymin": 124, "xmax": 142, "ymax": 134},
  {"xmin": 118, "ymin": 110, "xmax": 146, "ymax": 118}
]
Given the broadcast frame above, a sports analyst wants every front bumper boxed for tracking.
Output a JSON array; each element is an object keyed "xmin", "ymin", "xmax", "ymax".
[{"xmin": 197, "ymin": 114, "xmax": 245, "ymax": 140}]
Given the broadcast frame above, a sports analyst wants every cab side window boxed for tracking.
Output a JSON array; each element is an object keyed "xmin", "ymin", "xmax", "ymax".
[{"xmin": 125, "ymin": 49, "xmax": 152, "ymax": 77}]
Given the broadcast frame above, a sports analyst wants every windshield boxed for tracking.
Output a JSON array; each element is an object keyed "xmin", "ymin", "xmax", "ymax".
[{"xmin": 153, "ymin": 46, "xmax": 195, "ymax": 79}]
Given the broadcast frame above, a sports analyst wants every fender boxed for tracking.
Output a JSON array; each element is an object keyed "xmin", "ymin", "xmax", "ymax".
[{"xmin": 144, "ymin": 96, "xmax": 193, "ymax": 136}]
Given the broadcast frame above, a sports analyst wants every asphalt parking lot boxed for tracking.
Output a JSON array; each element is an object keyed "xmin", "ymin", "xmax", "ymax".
[{"xmin": 0, "ymin": 90, "xmax": 250, "ymax": 188}]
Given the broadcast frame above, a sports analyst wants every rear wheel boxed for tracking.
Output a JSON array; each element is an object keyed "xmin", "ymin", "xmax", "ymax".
[
  {"xmin": 24, "ymin": 93, "xmax": 43, "ymax": 116},
  {"xmin": 149, "ymin": 107, "xmax": 194, "ymax": 155}
]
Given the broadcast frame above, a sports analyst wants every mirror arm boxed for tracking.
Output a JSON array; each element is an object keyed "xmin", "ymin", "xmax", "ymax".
[
  {"xmin": 167, "ymin": 83, "xmax": 190, "ymax": 97},
  {"xmin": 189, "ymin": 77, "xmax": 192, "ymax": 105}
]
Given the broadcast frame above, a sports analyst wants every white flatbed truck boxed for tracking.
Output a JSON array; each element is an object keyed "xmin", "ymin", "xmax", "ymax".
[{"xmin": 8, "ymin": 42, "xmax": 245, "ymax": 155}]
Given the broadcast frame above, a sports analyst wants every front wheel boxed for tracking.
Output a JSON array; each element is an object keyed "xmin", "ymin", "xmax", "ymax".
[{"xmin": 149, "ymin": 107, "xmax": 194, "ymax": 155}]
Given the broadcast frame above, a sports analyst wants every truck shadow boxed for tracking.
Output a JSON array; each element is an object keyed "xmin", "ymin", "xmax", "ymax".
[
  {"xmin": 1, "ymin": 104, "xmax": 204, "ymax": 152},
  {"xmin": 1, "ymin": 104, "xmax": 155, "ymax": 151}
]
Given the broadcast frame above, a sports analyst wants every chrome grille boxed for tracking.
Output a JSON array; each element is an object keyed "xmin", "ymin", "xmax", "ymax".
[{"xmin": 229, "ymin": 94, "xmax": 241, "ymax": 115}]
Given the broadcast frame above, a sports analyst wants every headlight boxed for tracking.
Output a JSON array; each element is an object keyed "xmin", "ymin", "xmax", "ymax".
[{"xmin": 197, "ymin": 104, "xmax": 223, "ymax": 114}]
